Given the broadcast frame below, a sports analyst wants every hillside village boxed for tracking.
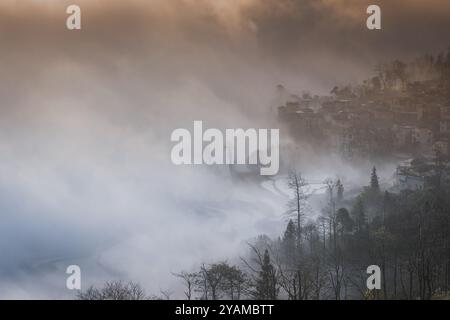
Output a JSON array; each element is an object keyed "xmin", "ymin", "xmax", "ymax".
[{"xmin": 277, "ymin": 53, "xmax": 450, "ymax": 192}]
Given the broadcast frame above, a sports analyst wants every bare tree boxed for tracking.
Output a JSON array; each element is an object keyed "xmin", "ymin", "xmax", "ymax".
[
  {"xmin": 172, "ymin": 271, "xmax": 196, "ymax": 300},
  {"xmin": 77, "ymin": 281, "xmax": 147, "ymax": 300},
  {"xmin": 287, "ymin": 171, "xmax": 309, "ymax": 248},
  {"xmin": 160, "ymin": 289, "xmax": 174, "ymax": 300}
]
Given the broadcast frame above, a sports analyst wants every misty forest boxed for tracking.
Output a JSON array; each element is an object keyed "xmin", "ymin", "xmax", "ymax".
[{"xmin": 77, "ymin": 51, "xmax": 450, "ymax": 300}]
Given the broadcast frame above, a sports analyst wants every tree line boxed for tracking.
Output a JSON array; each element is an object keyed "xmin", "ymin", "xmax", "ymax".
[
  {"xmin": 78, "ymin": 166, "xmax": 449, "ymax": 300},
  {"xmin": 172, "ymin": 168, "xmax": 449, "ymax": 300}
]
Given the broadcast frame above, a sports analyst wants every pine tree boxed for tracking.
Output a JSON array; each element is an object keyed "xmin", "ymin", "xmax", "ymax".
[
  {"xmin": 254, "ymin": 250, "xmax": 278, "ymax": 300},
  {"xmin": 370, "ymin": 166, "xmax": 380, "ymax": 192},
  {"xmin": 282, "ymin": 220, "xmax": 297, "ymax": 266}
]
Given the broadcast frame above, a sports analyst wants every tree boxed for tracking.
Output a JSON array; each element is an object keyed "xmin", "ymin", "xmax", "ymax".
[
  {"xmin": 77, "ymin": 281, "xmax": 147, "ymax": 300},
  {"xmin": 254, "ymin": 249, "xmax": 278, "ymax": 300},
  {"xmin": 173, "ymin": 271, "xmax": 196, "ymax": 300},
  {"xmin": 282, "ymin": 220, "xmax": 297, "ymax": 266},
  {"xmin": 200, "ymin": 263, "xmax": 228, "ymax": 300},
  {"xmin": 336, "ymin": 179, "xmax": 344, "ymax": 202},
  {"xmin": 323, "ymin": 179, "xmax": 346, "ymax": 300},
  {"xmin": 189, "ymin": 262, "xmax": 249, "ymax": 300},
  {"xmin": 336, "ymin": 208, "xmax": 353, "ymax": 235},
  {"xmin": 287, "ymin": 171, "xmax": 309, "ymax": 248},
  {"xmin": 352, "ymin": 196, "xmax": 367, "ymax": 234},
  {"xmin": 220, "ymin": 265, "xmax": 249, "ymax": 300},
  {"xmin": 370, "ymin": 166, "xmax": 380, "ymax": 192}
]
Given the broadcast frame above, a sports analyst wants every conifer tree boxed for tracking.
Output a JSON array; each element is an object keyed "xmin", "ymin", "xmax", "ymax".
[
  {"xmin": 370, "ymin": 166, "xmax": 380, "ymax": 192},
  {"xmin": 254, "ymin": 250, "xmax": 278, "ymax": 300}
]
